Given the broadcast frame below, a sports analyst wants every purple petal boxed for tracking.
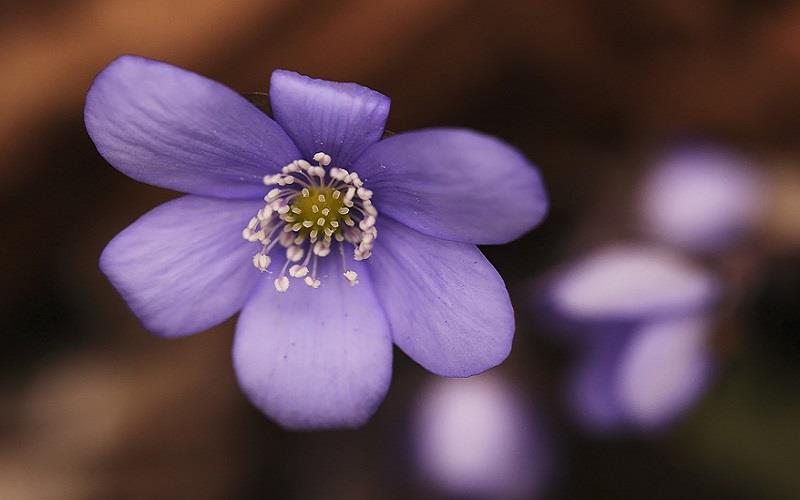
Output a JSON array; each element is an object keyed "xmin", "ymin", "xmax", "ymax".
[
  {"xmin": 549, "ymin": 244, "xmax": 718, "ymax": 324},
  {"xmin": 353, "ymin": 128, "xmax": 548, "ymax": 244},
  {"xmin": 269, "ymin": 70, "xmax": 390, "ymax": 167},
  {"xmin": 367, "ymin": 218, "xmax": 514, "ymax": 377},
  {"xmin": 568, "ymin": 317, "xmax": 714, "ymax": 433},
  {"xmin": 639, "ymin": 146, "xmax": 766, "ymax": 252},
  {"xmin": 85, "ymin": 56, "xmax": 301, "ymax": 198},
  {"xmin": 568, "ymin": 329, "xmax": 632, "ymax": 433},
  {"xmin": 233, "ymin": 259, "xmax": 392, "ymax": 430},
  {"xmin": 100, "ymin": 195, "xmax": 264, "ymax": 337},
  {"xmin": 414, "ymin": 374, "xmax": 550, "ymax": 499},
  {"xmin": 616, "ymin": 316, "xmax": 714, "ymax": 429}
]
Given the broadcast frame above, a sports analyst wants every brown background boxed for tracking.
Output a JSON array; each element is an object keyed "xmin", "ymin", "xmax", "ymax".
[{"xmin": 1, "ymin": 1, "xmax": 799, "ymax": 499}]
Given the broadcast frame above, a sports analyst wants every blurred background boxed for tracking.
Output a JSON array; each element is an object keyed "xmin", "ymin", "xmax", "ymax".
[{"xmin": 1, "ymin": 1, "xmax": 799, "ymax": 499}]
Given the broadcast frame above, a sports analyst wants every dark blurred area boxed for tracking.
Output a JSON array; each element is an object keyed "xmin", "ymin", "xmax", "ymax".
[{"xmin": 1, "ymin": 1, "xmax": 799, "ymax": 499}]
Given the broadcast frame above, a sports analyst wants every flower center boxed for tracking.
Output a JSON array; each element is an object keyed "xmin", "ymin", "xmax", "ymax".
[{"xmin": 242, "ymin": 152, "xmax": 378, "ymax": 292}]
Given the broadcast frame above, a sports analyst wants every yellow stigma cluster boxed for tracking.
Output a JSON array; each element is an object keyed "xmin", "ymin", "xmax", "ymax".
[{"xmin": 283, "ymin": 186, "xmax": 353, "ymax": 243}]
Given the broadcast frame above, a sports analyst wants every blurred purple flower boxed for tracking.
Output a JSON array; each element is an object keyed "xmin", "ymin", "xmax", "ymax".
[
  {"xmin": 549, "ymin": 245, "xmax": 717, "ymax": 326},
  {"xmin": 546, "ymin": 245, "xmax": 718, "ymax": 432},
  {"xmin": 413, "ymin": 374, "xmax": 552, "ymax": 499},
  {"xmin": 570, "ymin": 316, "xmax": 714, "ymax": 432},
  {"xmin": 85, "ymin": 56, "xmax": 548, "ymax": 429},
  {"xmin": 638, "ymin": 146, "xmax": 766, "ymax": 252}
]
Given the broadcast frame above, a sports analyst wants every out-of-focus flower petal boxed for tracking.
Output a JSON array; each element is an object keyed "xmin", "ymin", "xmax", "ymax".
[
  {"xmin": 568, "ymin": 317, "xmax": 713, "ymax": 433},
  {"xmin": 549, "ymin": 244, "xmax": 718, "ymax": 324},
  {"xmin": 233, "ymin": 259, "xmax": 392, "ymax": 430},
  {"xmin": 100, "ymin": 195, "xmax": 263, "ymax": 337},
  {"xmin": 269, "ymin": 70, "xmax": 390, "ymax": 167},
  {"xmin": 85, "ymin": 56, "xmax": 301, "ymax": 198},
  {"xmin": 368, "ymin": 218, "xmax": 514, "ymax": 377},
  {"xmin": 616, "ymin": 316, "xmax": 714, "ymax": 429},
  {"xmin": 568, "ymin": 329, "xmax": 632, "ymax": 433},
  {"xmin": 639, "ymin": 147, "xmax": 766, "ymax": 252},
  {"xmin": 414, "ymin": 374, "xmax": 550, "ymax": 500},
  {"xmin": 353, "ymin": 128, "xmax": 547, "ymax": 244}
]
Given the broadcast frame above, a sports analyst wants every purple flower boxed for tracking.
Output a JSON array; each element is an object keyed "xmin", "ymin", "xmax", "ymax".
[
  {"xmin": 569, "ymin": 316, "xmax": 715, "ymax": 433},
  {"xmin": 548, "ymin": 245, "xmax": 717, "ymax": 326},
  {"xmin": 638, "ymin": 146, "xmax": 766, "ymax": 253},
  {"xmin": 413, "ymin": 374, "xmax": 552, "ymax": 499},
  {"xmin": 85, "ymin": 56, "xmax": 548, "ymax": 429},
  {"xmin": 545, "ymin": 245, "xmax": 718, "ymax": 432}
]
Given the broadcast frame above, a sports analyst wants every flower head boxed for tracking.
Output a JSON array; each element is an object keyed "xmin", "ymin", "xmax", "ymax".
[
  {"xmin": 86, "ymin": 56, "xmax": 548, "ymax": 429},
  {"xmin": 548, "ymin": 245, "xmax": 718, "ymax": 327},
  {"xmin": 413, "ymin": 374, "xmax": 552, "ymax": 499},
  {"xmin": 638, "ymin": 146, "xmax": 766, "ymax": 253},
  {"xmin": 544, "ymin": 245, "xmax": 718, "ymax": 433}
]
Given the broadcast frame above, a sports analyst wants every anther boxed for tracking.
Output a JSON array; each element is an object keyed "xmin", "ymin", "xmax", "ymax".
[
  {"xmin": 253, "ymin": 254, "xmax": 271, "ymax": 271},
  {"xmin": 344, "ymin": 270, "xmax": 358, "ymax": 286},
  {"xmin": 286, "ymin": 246, "xmax": 304, "ymax": 262},
  {"xmin": 304, "ymin": 276, "xmax": 321, "ymax": 288},
  {"xmin": 289, "ymin": 265, "xmax": 309, "ymax": 278}
]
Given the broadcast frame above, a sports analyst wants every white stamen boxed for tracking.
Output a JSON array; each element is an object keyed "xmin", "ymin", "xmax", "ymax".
[
  {"xmin": 253, "ymin": 253, "xmax": 271, "ymax": 271},
  {"xmin": 344, "ymin": 270, "xmax": 358, "ymax": 286},
  {"xmin": 274, "ymin": 276, "xmax": 290, "ymax": 292},
  {"xmin": 313, "ymin": 241, "xmax": 331, "ymax": 257},
  {"xmin": 359, "ymin": 216, "xmax": 376, "ymax": 230},
  {"xmin": 289, "ymin": 265, "xmax": 309, "ymax": 278},
  {"xmin": 286, "ymin": 245, "xmax": 304, "ymax": 262},
  {"xmin": 279, "ymin": 231, "xmax": 295, "ymax": 246},
  {"xmin": 313, "ymin": 152, "xmax": 332, "ymax": 166},
  {"xmin": 258, "ymin": 207, "xmax": 273, "ymax": 220}
]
